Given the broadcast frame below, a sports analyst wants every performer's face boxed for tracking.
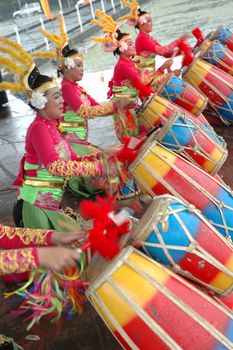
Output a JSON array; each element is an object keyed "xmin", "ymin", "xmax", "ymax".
[
  {"xmin": 40, "ymin": 87, "xmax": 64, "ymax": 119},
  {"xmin": 138, "ymin": 15, "xmax": 153, "ymax": 33},
  {"xmin": 67, "ymin": 59, "xmax": 84, "ymax": 82},
  {"xmin": 123, "ymin": 38, "xmax": 136, "ymax": 57}
]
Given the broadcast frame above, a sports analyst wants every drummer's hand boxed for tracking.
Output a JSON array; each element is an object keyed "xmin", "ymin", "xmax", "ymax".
[
  {"xmin": 115, "ymin": 98, "xmax": 136, "ymax": 110},
  {"xmin": 37, "ymin": 247, "xmax": 81, "ymax": 272},
  {"xmin": 172, "ymin": 69, "xmax": 181, "ymax": 76},
  {"xmin": 51, "ymin": 231, "xmax": 86, "ymax": 247},
  {"xmin": 159, "ymin": 58, "xmax": 173, "ymax": 72}
]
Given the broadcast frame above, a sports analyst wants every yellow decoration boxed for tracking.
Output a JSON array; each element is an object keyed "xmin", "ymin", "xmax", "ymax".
[
  {"xmin": 118, "ymin": 0, "xmax": 139, "ymax": 22},
  {"xmin": 38, "ymin": 13, "xmax": 83, "ymax": 69},
  {"xmin": 91, "ymin": 9, "xmax": 119, "ymax": 45}
]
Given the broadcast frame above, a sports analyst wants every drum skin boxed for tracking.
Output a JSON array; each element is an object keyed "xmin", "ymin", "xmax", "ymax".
[
  {"xmin": 86, "ymin": 247, "xmax": 233, "ymax": 350},
  {"xmin": 132, "ymin": 195, "xmax": 233, "ymax": 295},
  {"xmin": 183, "ymin": 58, "xmax": 233, "ymax": 123},
  {"xmin": 129, "ymin": 141, "xmax": 233, "ymax": 240},
  {"xmin": 158, "ymin": 75, "xmax": 207, "ymax": 116}
]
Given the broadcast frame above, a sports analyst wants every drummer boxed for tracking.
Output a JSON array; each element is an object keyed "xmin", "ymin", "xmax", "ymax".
[
  {"xmin": 36, "ymin": 13, "xmax": 134, "ymax": 152},
  {"xmin": 119, "ymin": 0, "xmax": 188, "ymax": 75},
  {"xmin": 91, "ymin": 10, "xmax": 168, "ymax": 137}
]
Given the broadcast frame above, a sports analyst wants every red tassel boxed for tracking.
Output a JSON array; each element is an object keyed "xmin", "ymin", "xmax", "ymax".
[
  {"xmin": 192, "ymin": 27, "xmax": 205, "ymax": 44},
  {"xmin": 81, "ymin": 195, "xmax": 131, "ymax": 260},
  {"xmin": 178, "ymin": 41, "xmax": 194, "ymax": 67}
]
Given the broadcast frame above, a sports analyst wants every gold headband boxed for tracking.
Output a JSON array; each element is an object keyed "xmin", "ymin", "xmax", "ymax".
[{"xmin": 34, "ymin": 78, "xmax": 58, "ymax": 95}]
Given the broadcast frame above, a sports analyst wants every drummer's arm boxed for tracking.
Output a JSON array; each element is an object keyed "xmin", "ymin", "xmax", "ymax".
[{"xmin": 126, "ymin": 65, "xmax": 154, "ymax": 97}]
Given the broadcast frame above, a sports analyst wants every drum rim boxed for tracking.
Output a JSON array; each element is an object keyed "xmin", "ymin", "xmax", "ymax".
[
  {"xmin": 132, "ymin": 194, "xmax": 183, "ymax": 241},
  {"xmin": 182, "ymin": 56, "xmax": 210, "ymax": 79}
]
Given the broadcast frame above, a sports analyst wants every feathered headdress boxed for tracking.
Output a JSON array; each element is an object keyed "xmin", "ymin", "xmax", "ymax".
[
  {"xmin": 91, "ymin": 9, "xmax": 131, "ymax": 52},
  {"xmin": 118, "ymin": 0, "xmax": 151, "ymax": 27},
  {"xmin": 33, "ymin": 12, "xmax": 83, "ymax": 70},
  {"xmin": 0, "ymin": 36, "xmax": 57, "ymax": 108}
]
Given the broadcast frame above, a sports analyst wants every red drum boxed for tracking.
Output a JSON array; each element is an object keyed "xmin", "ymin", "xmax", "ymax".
[
  {"xmin": 153, "ymin": 111, "xmax": 227, "ymax": 174},
  {"xmin": 183, "ymin": 57, "xmax": 233, "ymax": 123},
  {"xmin": 157, "ymin": 74, "xmax": 208, "ymax": 116},
  {"xmin": 86, "ymin": 247, "xmax": 233, "ymax": 350},
  {"xmin": 129, "ymin": 139, "xmax": 233, "ymax": 241},
  {"xmin": 132, "ymin": 195, "xmax": 233, "ymax": 295},
  {"xmin": 137, "ymin": 93, "xmax": 211, "ymax": 129},
  {"xmin": 194, "ymin": 39, "xmax": 233, "ymax": 76}
]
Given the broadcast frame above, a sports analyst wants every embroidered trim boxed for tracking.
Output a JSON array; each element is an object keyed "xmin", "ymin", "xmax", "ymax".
[
  {"xmin": 0, "ymin": 248, "xmax": 38, "ymax": 275},
  {"xmin": 0, "ymin": 226, "xmax": 53, "ymax": 246},
  {"xmin": 47, "ymin": 158, "xmax": 102, "ymax": 178},
  {"xmin": 78, "ymin": 101, "xmax": 114, "ymax": 119}
]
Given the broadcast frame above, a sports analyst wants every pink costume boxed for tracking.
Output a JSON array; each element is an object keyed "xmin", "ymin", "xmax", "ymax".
[
  {"xmin": 0, "ymin": 226, "xmax": 53, "ymax": 275},
  {"xmin": 14, "ymin": 114, "xmax": 102, "ymax": 229},
  {"xmin": 135, "ymin": 31, "xmax": 181, "ymax": 58},
  {"xmin": 62, "ymin": 78, "xmax": 98, "ymax": 113}
]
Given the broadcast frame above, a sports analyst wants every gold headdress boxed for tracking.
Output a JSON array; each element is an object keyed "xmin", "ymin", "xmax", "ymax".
[
  {"xmin": 91, "ymin": 10, "xmax": 131, "ymax": 52},
  {"xmin": 118, "ymin": 0, "xmax": 150, "ymax": 27},
  {"xmin": 118, "ymin": 0, "xmax": 140, "ymax": 25},
  {"xmin": 0, "ymin": 36, "xmax": 57, "ymax": 97},
  {"xmin": 33, "ymin": 13, "xmax": 83, "ymax": 70}
]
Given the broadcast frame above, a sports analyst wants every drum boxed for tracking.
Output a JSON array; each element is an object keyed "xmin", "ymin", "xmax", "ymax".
[
  {"xmin": 183, "ymin": 57, "xmax": 233, "ymax": 123},
  {"xmin": 194, "ymin": 39, "xmax": 233, "ymax": 76},
  {"xmin": 157, "ymin": 74, "xmax": 207, "ymax": 116},
  {"xmin": 86, "ymin": 247, "xmax": 233, "ymax": 350},
  {"xmin": 137, "ymin": 93, "xmax": 211, "ymax": 129},
  {"xmin": 132, "ymin": 195, "xmax": 233, "ymax": 295},
  {"xmin": 129, "ymin": 139, "xmax": 233, "ymax": 240},
  {"xmin": 154, "ymin": 111, "xmax": 227, "ymax": 174},
  {"xmin": 209, "ymin": 26, "xmax": 233, "ymax": 52}
]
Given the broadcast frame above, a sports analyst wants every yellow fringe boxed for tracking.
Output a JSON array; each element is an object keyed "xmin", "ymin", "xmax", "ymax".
[
  {"xmin": 32, "ymin": 51, "xmax": 58, "ymax": 59},
  {"xmin": 0, "ymin": 37, "xmax": 32, "ymax": 65},
  {"xmin": 0, "ymin": 46, "xmax": 29, "ymax": 67},
  {"xmin": 0, "ymin": 57, "xmax": 24, "ymax": 76},
  {"xmin": 57, "ymin": 13, "xmax": 68, "ymax": 44},
  {"xmin": 120, "ymin": 0, "xmax": 139, "ymax": 10},
  {"xmin": 0, "ymin": 81, "xmax": 25, "ymax": 93},
  {"xmin": 40, "ymin": 28, "xmax": 63, "ymax": 48}
]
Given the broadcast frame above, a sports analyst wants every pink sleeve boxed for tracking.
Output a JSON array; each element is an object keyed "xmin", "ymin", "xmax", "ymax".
[
  {"xmin": 29, "ymin": 123, "xmax": 60, "ymax": 167},
  {"xmin": 0, "ymin": 225, "xmax": 54, "ymax": 249},
  {"xmin": 0, "ymin": 247, "xmax": 39, "ymax": 275},
  {"xmin": 62, "ymin": 84, "xmax": 98, "ymax": 112},
  {"xmin": 143, "ymin": 36, "xmax": 175, "ymax": 57},
  {"xmin": 86, "ymin": 93, "xmax": 99, "ymax": 106}
]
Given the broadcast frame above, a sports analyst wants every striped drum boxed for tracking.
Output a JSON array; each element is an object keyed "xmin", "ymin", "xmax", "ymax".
[
  {"xmin": 132, "ymin": 195, "xmax": 233, "ymax": 295},
  {"xmin": 183, "ymin": 57, "xmax": 233, "ymax": 123},
  {"xmin": 157, "ymin": 74, "xmax": 207, "ymax": 116},
  {"xmin": 129, "ymin": 139, "xmax": 233, "ymax": 240},
  {"xmin": 194, "ymin": 39, "xmax": 233, "ymax": 76},
  {"xmin": 86, "ymin": 247, "xmax": 233, "ymax": 350}
]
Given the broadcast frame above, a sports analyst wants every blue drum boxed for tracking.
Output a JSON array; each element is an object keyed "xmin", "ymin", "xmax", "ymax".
[
  {"xmin": 119, "ymin": 178, "xmax": 140, "ymax": 200},
  {"xmin": 132, "ymin": 194, "xmax": 233, "ymax": 295},
  {"xmin": 209, "ymin": 26, "xmax": 233, "ymax": 52},
  {"xmin": 157, "ymin": 75, "xmax": 207, "ymax": 116}
]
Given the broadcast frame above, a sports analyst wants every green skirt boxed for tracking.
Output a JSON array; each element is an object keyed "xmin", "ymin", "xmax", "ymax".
[
  {"xmin": 67, "ymin": 143, "xmax": 103, "ymax": 199},
  {"xmin": 22, "ymin": 201, "xmax": 81, "ymax": 231}
]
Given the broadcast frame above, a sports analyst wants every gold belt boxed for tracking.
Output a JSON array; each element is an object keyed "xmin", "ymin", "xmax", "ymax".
[
  {"xmin": 59, "ymin": 121, "xmax": 86, "ymax": 128},
  {"xmin": 23, "ymin": 178, "xmax": 64, "ymax": 189},
  {"xmin": 113, "ymin": 93, "xmax": 137, "ymax": 99}
]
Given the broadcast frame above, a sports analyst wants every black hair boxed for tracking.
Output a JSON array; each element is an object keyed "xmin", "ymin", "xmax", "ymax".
[
  {"xmin": 135, "ymin": 8, "xmax": 149, "ymax": 29},
  {"xmin": 58, "ymin": 47, "xmax": 80, "ymax": 75},
  {"xmin": 113, "ymin": 29, "xmax": 130, "ymax": 56},
  {"xmin": 28, "ymin": 74, "xmax": 53, "ymax": 110}
]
